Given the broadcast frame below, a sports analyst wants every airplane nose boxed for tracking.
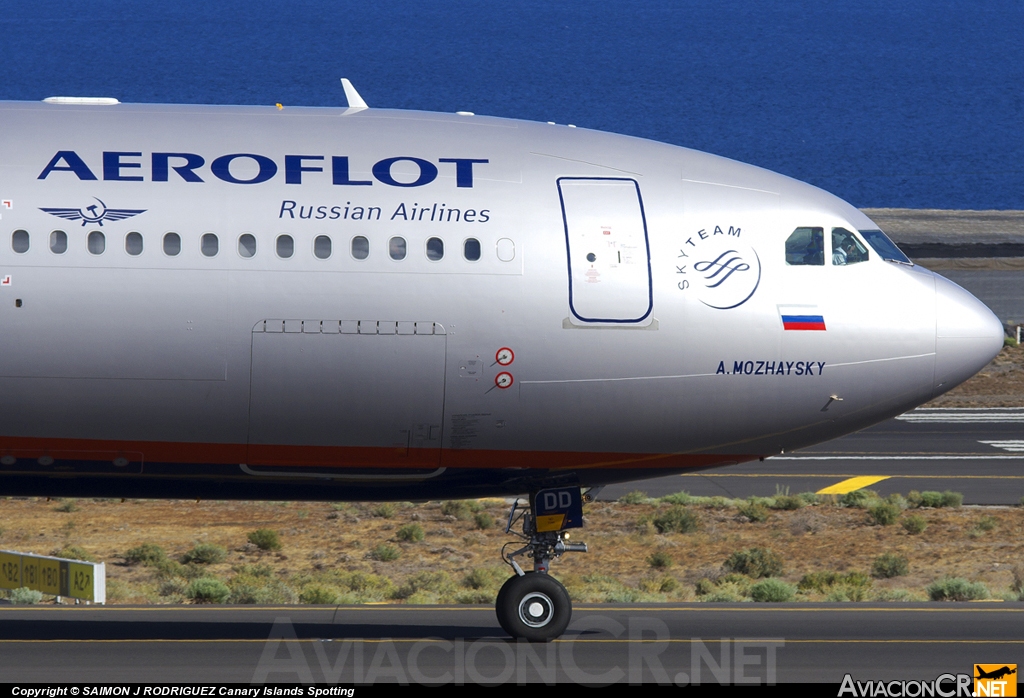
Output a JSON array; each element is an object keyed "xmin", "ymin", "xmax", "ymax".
[{"xmin": 933, "ymin": 274, "xmax": 1004, "ymax": 396}]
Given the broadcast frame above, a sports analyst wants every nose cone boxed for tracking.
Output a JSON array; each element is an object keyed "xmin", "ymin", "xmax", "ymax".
[{"xmin": 933, "ymin": 274, "xmax": 1004, "ymax": 396}]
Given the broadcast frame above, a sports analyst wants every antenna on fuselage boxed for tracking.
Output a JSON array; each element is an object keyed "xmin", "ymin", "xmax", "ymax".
[{"xmin": 340, "ymin": 78, "xmax": 368, "ymax": 111}]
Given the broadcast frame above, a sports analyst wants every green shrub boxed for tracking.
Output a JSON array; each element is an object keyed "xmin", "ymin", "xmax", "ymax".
[
  {"xmin": 181, "ymin": 543, "xmax": 228, "ymax": 565},
  {"xmin": 927, "ymin": 577, "xmax": 990, "ymax": 601},
  {"xmin": 798, "ymin": 571, "xmax": 871, "ymax": 593},
  {"xmin": 396, "ymin": 523, "xmax": 425, "ymax": 542},
  {"xmin": 750, "ymin": 578, "xmax": 796, "ymax": 602},
  {"xmin": 236, "ymin": 563, "xmax": 273, "ymax": 578},
  {"xmin": 868, "ymin": 501, "xmax": 901, "ymax": 526},
  {"xmin": 125, "ymin": 543, "xmax": 167, "ymax": 566},
  {"xmin": 9, "ymin": 587, "xmax": 43, "ymax": 604},
  {"xmin": 247, "ymin": 529, "xmax": 282, "ymax": 551},
  {"xmin": 370, "ymin": 503, "xmax": 396, "ymax": 518},
  {"xmin": 463, "ymin": 567, "xmax": 505, "ymax": 590},
  {"xmin": 618, "ymin": 490, "xmax": 648, "ymax": 505},
  {"xmin": 299, "ymin": 585, "xmax": 340, "ymax": 605},
  {"xmin": 186, "ymin": 577, "xmax": 231, "ymax": 604},
  {"xmin": 798, "ymin": 492, "xmax": 820, "ymax": 506},
  {"xmin": 647, "ymin": 550, "xmax": 673, "ymax": 569},
  {"xmin": 473, "ymin": 512, "xmax": 494, "ymax": 530},
  {"xmin": 908, "ymin": 490, "xmax": 962, "ymax": 508},
  {"xmin": 770, "ymin": 494, "xmax": 805, "ymax": 511},
  {"xmin": 55, "ymin": 499, "xmax": 78, "ymax": 513},
  {"xmin": 737, "ymin": 500, "xmax": 769, "ymax": 522},
  {"xmin": 872, "ymin": 553, "xmax": 910, "ymax": 579},
  {"xmin": 50, "ymin": 545, "xmax": 96, "ymax": 562},
  {"xmin": 940, "ymin": 491, "xmax": 963, "ymax": 508},
  {"xmin": 440, "ymin": 500, "xmax": 480, "ymax": 520},
  {"xmin": 838, "ymin": 489, "xmax": 878, "ymax": 508},
  {"xmin": 901, "ymin": 515, "xmax": 927, "ymax": 534},
  {"xmin": 228, "ymin": 575, "xmax": 297, "ymax": 604},
  {"xmin": 660, "ymin": 491, "xmax": 693, "ymax": 506},
  {"xmin": 872, "ymin": 589, "xmax": 921, "ymax": 602},
  {"xmin": 652, "ymin": 506, "xmax": 699, "ymax": 534},
  {"xmin": 369, "ymin": 543, "xmax": 400, "ymax": 562},
  {"xmin": 724, "ymin": 548, "xmax": 783, "ymax": 578},
  {"xmin": 394, "ymin": 571, "xmax": 456, "ymax": 601},
  {"xmin": 695, "ymin": 573, "xmax": 753, "ymax": 601},
  {"xmin": 179, "ymin": 563, "xmax": 208, "ymax": 580},
  {"xmin": 976, "ymin": 515, "xmax": 998, "ymax": 532}
]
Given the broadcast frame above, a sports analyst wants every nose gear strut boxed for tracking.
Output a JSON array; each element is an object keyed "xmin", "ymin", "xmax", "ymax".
[{"xmin": 495, "ymin": 486, "xmax": 591, "ymax": 641}]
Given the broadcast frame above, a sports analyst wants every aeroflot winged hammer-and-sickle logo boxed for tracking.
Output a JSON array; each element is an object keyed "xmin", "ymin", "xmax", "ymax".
[{"xmin": 40, "ymin": 198, "xmax": 146, "ymax": 226}]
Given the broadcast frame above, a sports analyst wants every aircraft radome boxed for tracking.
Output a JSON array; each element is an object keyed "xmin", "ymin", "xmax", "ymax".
[{"xmin": 0, "ymin": 81, "xmax": 1003, "ymax": 640}]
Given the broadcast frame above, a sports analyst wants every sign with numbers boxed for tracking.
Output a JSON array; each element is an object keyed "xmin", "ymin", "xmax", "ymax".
[{"xmin": 0, "ymin": 550, "xmax": 105, "ymax": 602}]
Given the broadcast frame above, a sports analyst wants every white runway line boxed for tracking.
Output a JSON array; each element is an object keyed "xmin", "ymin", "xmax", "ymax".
[
  {"xmin": 896, "ymin": 408, "xmax": 1024, "ymax": 423},
  {"xmin": 772, "ymin": 455, "xmax": 1021, "ymax": 460},
  {"xmin": 979, "ymin": 440, "xmax": 1024, "ymax": 452}
]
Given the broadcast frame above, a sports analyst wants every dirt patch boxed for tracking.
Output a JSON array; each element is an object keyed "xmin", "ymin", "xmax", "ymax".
[{"xmin": 2, "ymin": 494, "xmax": 1021, "ymax": 605}]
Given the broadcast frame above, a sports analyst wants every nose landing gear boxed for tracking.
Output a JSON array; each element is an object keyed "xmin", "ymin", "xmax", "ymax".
[{"xmin": 495, "ymin": 486, "xmax": 591, "ymax": 641}]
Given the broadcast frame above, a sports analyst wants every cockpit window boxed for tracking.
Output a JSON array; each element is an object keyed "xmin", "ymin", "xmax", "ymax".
[
  {"xmin": 785, "ymin": 227, "xmax": 824, "ymax": 266},
  {"xmin": 860, "ymin": 229, "xmax": 912, "ymax": 265},
  {"xmin": 831, "ymin": 228, "xmax": 868, "ymax": 266}
]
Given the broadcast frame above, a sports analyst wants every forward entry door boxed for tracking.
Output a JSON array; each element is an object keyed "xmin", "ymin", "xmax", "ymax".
[{"xmin": 558, "ymin": 177, "xmax": 653, "ymax": 324}]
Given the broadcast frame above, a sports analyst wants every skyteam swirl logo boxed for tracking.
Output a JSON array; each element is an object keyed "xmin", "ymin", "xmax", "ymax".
[{"xmin": 675, "ymin": 225, "xmax": 761, "ymax": 310}]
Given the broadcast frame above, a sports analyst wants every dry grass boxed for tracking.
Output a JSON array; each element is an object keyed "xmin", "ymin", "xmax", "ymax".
[{"xmin": 1, "ymin": 495, "xmax": 1022, "ymax": 604}]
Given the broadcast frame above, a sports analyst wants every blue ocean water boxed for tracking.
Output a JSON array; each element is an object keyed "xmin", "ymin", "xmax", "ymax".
[{"xmin": 1, "ymin": 0, "xmax": 1022, "ymax": 209}]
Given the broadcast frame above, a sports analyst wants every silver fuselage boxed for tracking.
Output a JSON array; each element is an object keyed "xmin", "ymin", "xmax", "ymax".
[{"xmin": 0, "ymin": 101, "xmax": 1003, "ymax": 500}]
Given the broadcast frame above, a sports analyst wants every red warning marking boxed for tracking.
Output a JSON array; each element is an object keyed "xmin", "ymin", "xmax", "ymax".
[
  {"xmin": 496, "ymin": 347, "xmax": 515, "ymax": 366},
  {"xmin": 1, "ymin": 276, "xmax": 10, "ymax": 286},
  {"xmin": 1, "ymin": 201, "xmax": 11, "ymax": 210},
  {"xmin": 495, "ymin": 372, "xmax": 514, "ymax": 389}
]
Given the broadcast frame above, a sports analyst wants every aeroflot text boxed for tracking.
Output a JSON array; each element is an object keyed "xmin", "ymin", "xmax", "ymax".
[{"xmin": 37, "ymin": 151, "xmax": 488, "ymax": 188}]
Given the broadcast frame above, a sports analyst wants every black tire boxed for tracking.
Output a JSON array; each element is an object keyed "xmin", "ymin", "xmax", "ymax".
[
  {"xmin": 495, "ymin": 575, "xmax": 517, "ymax": 636},
  {"xmin": 495, "ymin": 573, "xmax": 571, "ymax": 642}
]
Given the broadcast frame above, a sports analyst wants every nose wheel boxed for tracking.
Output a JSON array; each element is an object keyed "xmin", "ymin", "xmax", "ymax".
[
  {"xmin": 495, "ymin": 486, "xmax": 591, "ymax": 642},
  {"xmin": 496, "ymin": 572, "xmax": 572, "ymax": 642}
]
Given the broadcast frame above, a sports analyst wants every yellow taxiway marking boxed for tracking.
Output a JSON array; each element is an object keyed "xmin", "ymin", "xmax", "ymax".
[
  {"xmin": 816, "ymin": 476, "xmax": 890, "ymax": 494},
  {"xmin": 680, "ymin": 473, "xmax": 1024, "ymax": 480}
]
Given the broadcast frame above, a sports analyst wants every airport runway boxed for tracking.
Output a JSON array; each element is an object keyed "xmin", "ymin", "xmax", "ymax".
[
  {"xmin": 600, "ymin": 408, "xmax": 1024, "ymax": 505},
  {"xmin": 1, "ymin": 604, "xmax": 1021, "ymax": 684}
]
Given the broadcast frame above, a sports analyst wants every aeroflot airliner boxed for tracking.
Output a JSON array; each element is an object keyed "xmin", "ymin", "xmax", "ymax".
[{"xmin": 0, "ymin": 83, "xmax": 1003, "ymax": 639}]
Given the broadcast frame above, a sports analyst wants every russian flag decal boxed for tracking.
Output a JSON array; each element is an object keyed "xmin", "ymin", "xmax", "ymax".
[
  {"xmin": 782, "ymin": 314, "xmax": 826, "ymax": 331},
  {"xmin": 779, "ymin": 305, "xmax": 826, "ymax": 331}
]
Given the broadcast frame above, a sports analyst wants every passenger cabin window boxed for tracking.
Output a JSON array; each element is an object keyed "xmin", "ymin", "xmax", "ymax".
[
  {"xmin": 125, "ymin": 232, "xmax": 143, "ymax": 256},
  {"xmin": 464, "ymin": 238, "xmax": 481, "ymax": 261},
  {"xmin": 831, "ymin": 228, "xmax": 868, "ymax": 266},
  {"xmin": 351, "ymin": 236, "xmax": 369, "ymax": 260},
  {"xmin": 860, "ymin": 229, "xmax": 912, "ymax": 264},
  {"xmin": 201, "ymin": 233, "xmax": 219, "ymax": 257},
  {"xmin": 426, "ymin": 237, "xmax": 444, "ymax": 261},
  {"xmin": 12, "ymin": 230, "xmax": 29, "ymax": 253},
  {"xmin": 50, "ymin": 230, "xmax": 68, "ymax": 254},
  {"xmin": 87, "ymin": 231, "xmax": 105, "ymax": 255},
  {"xmin": 238, "ymin": 233, "xmax": 256, "ymax": 258},
  {"xmin": 785, "ymin": 227, "xmax": 824, "ymax": 265},
  {"xmin": 389, "ymin": 236, "xmax": 407, "ymax": 261},
  {"xmin": 276, "ymin": 234, "xmax": 293, "ymax": 259},
  {"xmin": 163, "ymin": 232, "xmax": 181, "ymax": 256},
  {"xmin": 313, "ymin": 235, "xmax": 332, "ymax": 259}
]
